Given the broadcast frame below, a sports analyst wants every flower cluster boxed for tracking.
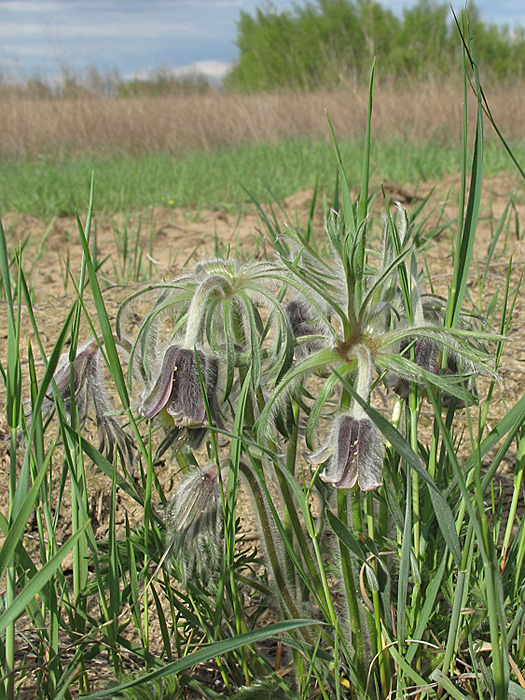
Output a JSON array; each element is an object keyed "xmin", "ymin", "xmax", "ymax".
[{"xmin": 45, "ymin": 199, "xmax": 495, "ymax": 597}]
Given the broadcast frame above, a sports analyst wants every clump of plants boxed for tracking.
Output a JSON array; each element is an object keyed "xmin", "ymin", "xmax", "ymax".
[{"xmin": 2, "ymin": 15, "xmax": 525, "ymax": 700}]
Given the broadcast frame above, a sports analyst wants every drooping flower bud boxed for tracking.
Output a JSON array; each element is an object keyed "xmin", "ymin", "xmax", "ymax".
[
  {"xmin": 393, "ymin": 336, "xmax": 468, "ymax": 403},
  {"xmin": 285, "ymin": 299, "xmax": 325, "ymax": 360},
  {"xmin": 164, "ymin": 463, "xmax": 222, "ymax": 581},
  {"xmin": 45, "ymin": 338, "xmax": 135, "ymax": 467}
]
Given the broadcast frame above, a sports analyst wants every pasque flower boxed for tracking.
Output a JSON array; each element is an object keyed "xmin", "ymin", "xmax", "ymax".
[
  {"xmin": 138, "ymin": 345, "xmax": 220, "ymax": 428},
  {"xmin": 392, "ymin": 335, "xmax": 473, "ymax": 404},
  {"xmin": 392, "ymin": 337, "xmax": 440, "ymax": 399},
  {"xmin": 44, "ymin": 337, "xmax": 135, "ymax": 467},
  {"xmin": 306, "ymin": 344, "xmax": 384, "ymax": 491},
  {"xmin": 307, "ymin": 412, "xmax": 383, "ymax": 491},
  {"xmin": 285, "ymin": 299, "xmax": 327, "ymax": 360}
]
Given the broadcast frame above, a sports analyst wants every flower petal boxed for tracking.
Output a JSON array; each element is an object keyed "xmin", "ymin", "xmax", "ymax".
[
  {"xmin": 321, "ymin": 415, "xmax": 383, "ymax": 491},
  {"xmin": 166, "ymin": 349, "xmax": 206, "ymax": 426},
  {"xmin": 138, "ymin": 345, "xmax": 180, "ymax": 419},
  {"xmin": 304, "ymin": 441, "xmax": 333, "ymax": 465},
  {"xmin": 356, "ymin": 420, "xmax": 383, "ymax": 491},
  {"xmin": 322, "ymin": 414, "xmax": 357, "ymax": 488},
  {"xmin": 165, "ymin": 349, "xmax": 219, "ymax": 428}
]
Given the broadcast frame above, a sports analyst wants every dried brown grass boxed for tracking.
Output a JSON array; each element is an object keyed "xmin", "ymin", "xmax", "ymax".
[{"xmin": 3, "ymin": 80, "xmax": 525, "ymax": 158}]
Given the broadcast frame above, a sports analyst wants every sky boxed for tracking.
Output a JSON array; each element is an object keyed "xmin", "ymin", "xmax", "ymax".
[{"xmin": 0, "ymin": 0, "xmax": 524, "ymax": 83}]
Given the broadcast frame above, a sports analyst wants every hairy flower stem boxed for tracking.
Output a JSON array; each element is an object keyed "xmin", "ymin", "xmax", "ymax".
[
  {"xmin": 408, "ymin": 385, "xmax": 422, "ymax": 670},
  {"xmin": 366, "ymin": 492, "xmax": 390, "ymax": 697},
  {"xmin": 337, "ymin": 490, "xmax": 365, "ymax": 677},
  {"xmin": 305, "ymin": 494, "xmax": 349, "ymax": 699},
  {"xmin": 272, "ymin": 458, "xmax": 328, "ymax": 609},
  {"xmin": 239, "ymin": 463, "xmax": 315, "ymax": 646},
  {"xmin": 336, "ymin": 388, "xmax": 365, "ymax": 671},
  {"xmin": 336, "ymin": 377, "xmax": 378, "ymax": 683},
  {"xmin": 284, "ymin": 399, "xmax": 301, "ymax": 589}
]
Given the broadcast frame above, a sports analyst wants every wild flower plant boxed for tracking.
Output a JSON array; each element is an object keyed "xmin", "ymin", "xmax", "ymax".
[
  {"xmin": 7, "ymin": 16, "xmax": 525, "ymax": 700},
  {"xmin": 37, "ymin": 111, "xmax": 504, "ymax": 699}
]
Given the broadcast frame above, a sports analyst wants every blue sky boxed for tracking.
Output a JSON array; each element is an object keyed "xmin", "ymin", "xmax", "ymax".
[{"xmin": 0, "ymin": 0, "xmax": 523, "ymax": 82}]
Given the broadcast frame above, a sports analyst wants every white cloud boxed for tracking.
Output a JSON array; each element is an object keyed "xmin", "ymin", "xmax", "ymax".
[
  {"xmin": 131, "ymin": 59, "xmax": 233, "ymax": 81},
  {"xmin": 0, "ymin": 1, "xmax": 63, "ymax": 10},
  {"xmin": 52, "ymin": 21, "xmax": 199, "ymax": 39},
  {"xmin": 173, "ymin": 60, "xmax": 233, "ymax": 78},
  {"xmin": 0, "ymin": 22, "xmax": 51, "ymax": 36}
]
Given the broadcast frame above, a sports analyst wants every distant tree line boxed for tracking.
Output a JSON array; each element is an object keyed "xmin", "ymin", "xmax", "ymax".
[
  {"xmin": 224, "ymin": 0, "xmax": 525, "ymax": 91},
  {"xmin": 0, "ymin": 67, "xmax": 212, "ymax": 100}
]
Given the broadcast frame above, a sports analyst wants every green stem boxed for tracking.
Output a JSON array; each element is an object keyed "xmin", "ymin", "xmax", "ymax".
[
  {"xmin": 283, "ymin": 399, "xmax": 300, "ymax": 588},
  {"xmin": 409, "ymin": 389, "xmax": 420, "ymax": 563},
  {"xmin": 5, "ymin": 565, "xmax": 15, "ymax": 700},
  {"xmin": 3, "ymin": 426, "xmax": 19, "ymax": 700},
  {"xmin": 240, "ymin": 464, "xmax": 315, "ymax": 645},
  {"xmin": 338, "ymin": 490, "xmax": 364, "ymax": 675},
  {"xmin": 366, "ymin": 492, "xmax": 390, "ymax": 698},
  {"xmin": 501, "ymin": 429, "xmax": 525, "ymax": 558},
  {"xmin": 442, "ymin": 523, "xmax": 473, "ymax": 675}
]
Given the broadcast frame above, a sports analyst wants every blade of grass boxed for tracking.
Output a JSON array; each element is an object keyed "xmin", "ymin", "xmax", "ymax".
[
  {"xmin": 446, "ymin": 11, "xmax": 484, "ymax": 330},
  {"xmin": 79, "ymin": 619, "xmax": 323, "ymax": 700}
]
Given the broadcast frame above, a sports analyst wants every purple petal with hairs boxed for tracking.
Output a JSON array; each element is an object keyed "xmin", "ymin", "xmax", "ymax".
[
  {"xmin": 166, "ymin": 349, "xmax": 207, "ymax": 426},
  {"xmin": 321, "ymin": 415, "xmax": 383, "ymax": 491},
  {"xmin": 138, "ymin": 345, "xmax": 181, "ymax": 419}
]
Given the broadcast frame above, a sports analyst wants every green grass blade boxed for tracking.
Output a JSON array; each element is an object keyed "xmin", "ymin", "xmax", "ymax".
[
  {"xmin": 446, "ymin": 13, "xmax": 484, "ymax": 329},
  {"xmin": 0, "ymin": 456, "xmax": 50, "ymax": 579},
  {"xmin": 0, "ymin": 220, "xmax": 22, "ymax": 430},
  {"xmin": 79, "ymin": 619, "xmax": 323, "ymax": 699},
  {"xmin": 357, "ymin": 59, "xmax": 374, "ymax": 228},
  {"xmin": 325, "ymin": 110, "xmax": 356, "ymax": 241},
  {"xmin": 75, "ymin": 177, "xmax": 130, "ymax": 412},
  {"xmin": 0, "ymin": 524, "xmax": 89, "ymax": 634}
]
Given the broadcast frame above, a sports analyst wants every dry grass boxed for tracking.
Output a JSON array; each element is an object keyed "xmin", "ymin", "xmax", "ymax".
[{"xmin": 3, "ymin": 80, "xmax": 525, "ymax": 159}]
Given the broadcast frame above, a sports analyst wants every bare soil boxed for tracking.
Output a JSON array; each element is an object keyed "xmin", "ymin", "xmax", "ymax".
[{"xmin": 1, "ymin": 171, "xmax": 525, "ymax": 696}]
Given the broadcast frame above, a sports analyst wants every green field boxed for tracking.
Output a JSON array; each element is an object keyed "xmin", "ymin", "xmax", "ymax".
[{"xmin": 0, "ymin": 137, "xmax": 523, "ymax": 218}]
